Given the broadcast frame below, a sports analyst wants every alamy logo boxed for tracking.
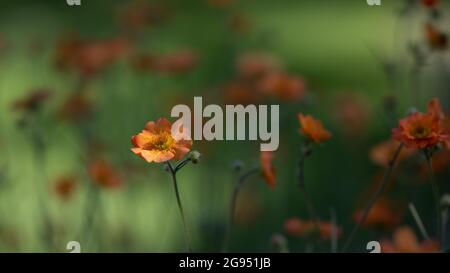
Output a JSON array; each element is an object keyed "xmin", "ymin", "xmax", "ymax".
[
  {"xmin": 66, "ymin": 0, "xmax": 81, "ymax": 6},
  {"xmin": 170, "ymin": 97, "xmax": 279, "ymax": 152}
]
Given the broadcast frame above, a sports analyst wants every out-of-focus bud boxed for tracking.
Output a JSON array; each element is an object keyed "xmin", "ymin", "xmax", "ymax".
[
  {"xmin": 231, "ymin": 160, "xmax": 244, "ymax": 173},
  {"xmin": 271, "ymin": 234, "xmax": 289, "ymax": 253}
]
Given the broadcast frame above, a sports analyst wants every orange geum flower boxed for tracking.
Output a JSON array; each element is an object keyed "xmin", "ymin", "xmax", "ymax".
[
  {"xmin": 369, "ymin": 140, "xmax": 416, "ymax": 167},
  {"xmin": 53, "ymin": 176, "xmax": 77, "ymax": 200},
  {"xmin": 392, "ymin": 101, "xmax": 449, "ymax": 149},
  {"xmin": 381, "ymin": 226, "xmax": 440, "ymax": 253},
  {"xmin": 258, "ymin": 72, "xmax": 305, "ymax": 101},
  {"xmin": 131, "ymin": 118, "xmax": 192, "ymax": 163},
  {"xmin": 353, "ymin": 198, "xmax": 403, "ymax": 229},
  {"xmin": 12, "ymin": 89, "xmax": 52, "ymax": 113},
  {"xmin": 298, "ymin": 113, "xmax": 332, "ymax": 144},
  {"xmin": 421, "ymin": 0, "xmax": 440, "ymax": 8},
  {"xmin": 425, "ymin": 23, "xmax": 447, "ymax": 51},
  {"xmin": 284, "ymin": 218, "xmax": 342, "ymax": 240},
  {"xmin": 260, "ymin": 151, "xmax": 276, "ymax": 188},
  {"xmin": 88, "ymin": 160, "xmax": 122, "ymax": 189}
]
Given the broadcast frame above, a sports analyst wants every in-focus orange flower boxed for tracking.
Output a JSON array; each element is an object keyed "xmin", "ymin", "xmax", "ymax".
[
  {"xmin": 425, "ymin": 23, "xmax": 447, "ymax": 51},
  {"xmin": 131, "ymin": 118, "xmax": 192, "ymax": 163},
  {"xmin": 298, "ymin": 113, "xmax": 332, "ymax": 144},
  {"xmin": 353, "ymin": 198, "xmax": 404, "ymax": 229},
  {"xmin": 54, "ymin": 176, "xmax": 77, "ymax": 200},
  {"xmin": 369, "ymin": 140, "xmax": 416, "ymax": 167},
  {"xmin": 260, "ymin": 151, "xmax": 276, "ymax": 188},
  {"xmin": 381, "ymin": 226, "xmax": 440, "ymax": 253},
  {"xmin": 284, "ymin": 218, "xmax": 342, "ymax": 240},
  {"xmin": 12, "ymin": 89, "xmax": 52, "ymax": 113},
  {"xmin": 392, "ymin": 99, "xmax": 449, "ymax": 149},
  {"xmin": 88, "ymin": 160, "xmax": 122, "ymax": 188},
  {"xmin": 258, "ymin": 72, "xmax": 306, "ymax": 101}
]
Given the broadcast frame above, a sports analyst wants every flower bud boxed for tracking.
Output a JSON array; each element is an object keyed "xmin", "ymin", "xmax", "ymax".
[{"xmin": 190, "ymin": 151, "xmax": 201, "ymax": 164}]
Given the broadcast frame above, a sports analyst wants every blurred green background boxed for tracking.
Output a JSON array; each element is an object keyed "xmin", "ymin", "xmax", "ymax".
[{"xmin": 0, "ymin": 0, "xmax": 449, "ymax": 252}]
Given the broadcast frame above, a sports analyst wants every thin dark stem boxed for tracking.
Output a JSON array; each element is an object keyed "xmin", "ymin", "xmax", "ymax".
[
  {"xmin": 298, "ymin": 146, "xmax": 321, "ymax": 237},
  {"xmin": 175, "ymin": 157, "xmax": 191, "ymax": 172},
  {"xmin": 167, "ymin": 162, "xmax": 192, "ymax": 253},
  {"xmin": 222, "ymin": 168, "xmax": 259, "ymax": 253},
  {"xmin": 341, "ymin": 143, "xmax": 404, "ymax": 252},
  {"xmin": 77, "ymin": 183, "xmax": 100, "ymax": 250},
  {"xmin": 424, "ymin": 150, "xmax": 442, "ymax": 248}
]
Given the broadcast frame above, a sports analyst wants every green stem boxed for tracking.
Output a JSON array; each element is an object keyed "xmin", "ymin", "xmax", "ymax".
[
  {"xmin": 222, "ymin": 168, "xmax": 259, "ymax": 253},
  {"xmin": 167, "ymin": 162, "xmax": 192, "ymax": 253},
  {"xmin": 341, "ymin": 143, "xmax": 404, "ymax": 252},
  {"xmin": 424, "ymin": 150, "xmax": 442, "ymax": 248}
]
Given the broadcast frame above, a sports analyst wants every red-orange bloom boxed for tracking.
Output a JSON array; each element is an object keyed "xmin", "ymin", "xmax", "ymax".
[
  {"xmin": 131, "ymin": 50, "xmax": 197, "ymax": 74},
  {"xmin": 88, "ymin": 160, "xmax": 122, "ymax": 188},
  {"xmin": 236, "ymin": 53, "xmax": 279, "ymax": 80},
  {"xmin": 369, "ymin": 140, "xmax": 416, "ymax": 167},
  {"xmin": 421, "ymin": 0, "xmax": 439, "ymax": 8},
  {"xmin": 58, "ymin": 91, "xmax": 93, "ymax": 122},
  {"xmin": 284, "ymin": 218, "xmax": 342, "ymax": 240},
  {"xmin": 381, "ymin": 226, "xmax": 440, "ymax": 253},
  {"xmin": 260, "ymin": 151, "xmax": 276, "ymax": 188},
  {"xmin": 131, "ymin": 118, "xmax": 192, "ymax": 163},
  {"xmin": 54, "ymin": 176, "xmax": 77, "ymax": 200},
  {"xmin": 392, "ymin": 99, "xmax": 449, "ymax": 149},
  {"xmin": 12, "ymin": 89, "xmax": 52, "ymax": 113},
  {"xmin": 298, "ymin": 113, "xmax": 332, "ymax": 144},
  {"xmin": 353, "ymin": 198, "xmax": 404, "ymax": 229},
  {"xmin": 258, "ymin": 72, "xmax": 306, "ymax": 101},
  {"xmin": 56, "ymin": 36, "xmax": 130, "ymax": 77},
  {"xmin": 425, "ymin": 23, "xmax": 447, "ymax": 51}
]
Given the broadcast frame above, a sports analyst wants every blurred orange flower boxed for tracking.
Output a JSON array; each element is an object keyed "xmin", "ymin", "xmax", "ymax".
[
  {"xmin": 298, "ymin": 113, "xmax": 332, "ymax": 144},
  {"xmin": 89, "ymin": 160, "xmax": 122, "ymax": 189},
  {"xmin": 12, "ymin": 89, "xmax": 52, "ymax": 113},
  {"xmin": 56, "ymin": 36, "xmax": 130, "ymax": 77},
  {"xmin": 284, "ymin": 218, "xmax": 342, "ymax": 240},
  {"xmin": 236, "ymin": 53, "xmax": 279, "ymax": 80},
  {"xmin": 131, "ymin": 50, "xmax": 197, "ymax": 74},
  {"xmin": 260, "ymin": 151, "xmax": 276, "ymax": 188},
  {"xmin": 131, "ymin": 118, "xmax": 192, "ymax": 163},
  {"xmin": 420, "ymin": 149, "xmax": 450, "ymax": 177},
  {"xmin": 369, "ymin": 140, "xmax": 416, "ymax": 167},
  {"xmin": 392, "ymin": 99, "xmax": 449, "ymax": 149},
  {"xmin": 58, "ymin": 91, "xmax": 93, "ymax": 122},
  {"xmin": 258, "ymin": 72, "xmax": 305, "ymax": 101},
  {"xmin": 223, "ymin": 82, "xmax": 261, "ymax": 105},
  {"xmin": 333, "ymin": 93, "xmax": 370, "ymax": 137},
  {"xmin": 425, "ymin": 23, "xmax": 447, "ymax": 51},
  {"xmin": 118, "ymin": 1, "xmax": 168, "ymax": 33},
  {"xmin": 353, "ymin": 198, "xmax": 404, "ymax": 229},
  {"xmin": 381, "ymin": 226, "xmax": 440, "ymax": 253},
  {"xmin": 54, "ymin": 176, "xmax": 77, "ymax": 200},
  {"xmin": 421, "ymin": 0, "xmax": 440, "ymax": 8}
]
